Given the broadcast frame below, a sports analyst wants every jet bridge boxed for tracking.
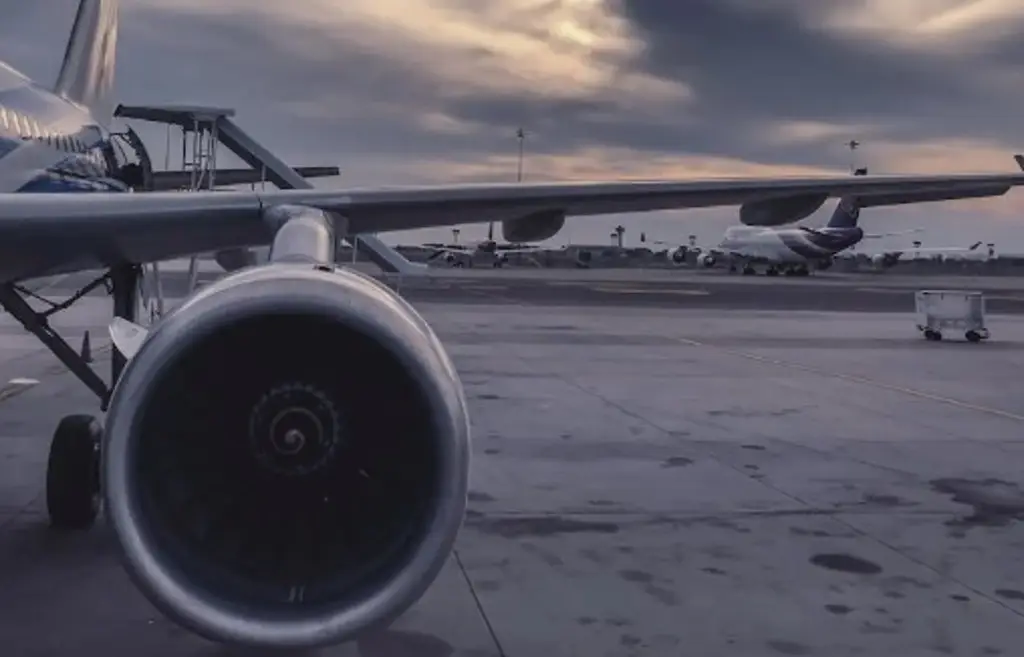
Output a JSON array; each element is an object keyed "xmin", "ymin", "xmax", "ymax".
[{"xmin": 113, "ymin": 104, "xmax": 426, "ymax": 278}]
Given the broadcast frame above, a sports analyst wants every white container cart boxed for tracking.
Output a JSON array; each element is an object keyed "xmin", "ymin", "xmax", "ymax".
[{"xmin": 914, "ymin": 290, "xmax": 988, "ymax": 342}]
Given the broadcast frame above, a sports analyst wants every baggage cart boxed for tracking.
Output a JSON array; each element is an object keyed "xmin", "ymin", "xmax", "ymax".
[{"xmin": 914, "ymin": 290, "xmax": 988, "ymax": 342}]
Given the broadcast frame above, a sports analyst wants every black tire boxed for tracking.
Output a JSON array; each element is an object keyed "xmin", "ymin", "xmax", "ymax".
[
  {"xmin": 966, "ymin": 331, "xmax": 981, "ymax": 343},
  {"xmin": 46, "ymin": 414, "xmax": 101, "ymax": 530}
]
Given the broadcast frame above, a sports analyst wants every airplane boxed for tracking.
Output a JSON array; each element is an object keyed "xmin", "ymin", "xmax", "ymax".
[
  {"xmin": 7, "ymin": 0, "xmax": 1024, "ymax": 650},
  {"xmin": 699, "ymin": 195, "xmax": 927, "ymax": 275},
  {"xmin": 422, "ymin": 221, "xmax": 541, "ymax": 267},
  {"xmin": 865, "ymin": 240, "xmax": 991, "ymax": 269}
]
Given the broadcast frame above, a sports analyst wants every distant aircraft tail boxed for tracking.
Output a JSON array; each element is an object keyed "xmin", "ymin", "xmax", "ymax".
[
  {"xmin": 53, "ymin": 0, "xmax": 118, "ymax": 123},
  {"xmin": 826, "ymin": 197, "xmax": 861, "ymax": 228}
]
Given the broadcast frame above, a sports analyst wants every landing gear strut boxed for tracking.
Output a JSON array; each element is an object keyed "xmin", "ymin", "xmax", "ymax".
[{"xmin": 0, "ymin": 264, "xmax": 141, "ymax": 530}]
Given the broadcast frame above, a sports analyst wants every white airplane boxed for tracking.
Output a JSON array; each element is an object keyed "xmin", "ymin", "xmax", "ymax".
[
  {"xmin": 6, "ymin": 0, "xmax": 1024, "ymax": 649},
  {"xmin": 423, "ymin": 221, "xmax": 541, "ymax": 267},
  {"xmin": 660, "ymin": 196, "xmax": 920, "ymax": 275},
  {"xmin": 866, "ymin": 240, "xmax": 990, "ymax": 269}
]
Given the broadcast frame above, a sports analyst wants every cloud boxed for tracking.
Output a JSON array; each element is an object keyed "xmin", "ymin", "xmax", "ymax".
[{"xmin": 1, "ymin": 0, "xmax": 1023, "ymax": 247}]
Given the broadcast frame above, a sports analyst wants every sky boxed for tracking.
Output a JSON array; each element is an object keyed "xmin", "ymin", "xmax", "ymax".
[{"xmin": 2, "ymin": 1, "xmax": 1024, "ymax": 250}]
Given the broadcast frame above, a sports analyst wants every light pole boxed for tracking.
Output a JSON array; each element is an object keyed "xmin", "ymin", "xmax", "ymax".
[
  {"xmin": 516, "ymin": 127, "xmax": 526, "ymax": 183},
  {"xmin": 846, "ymin": 139, "xmax": 860, "ymax": 174}
]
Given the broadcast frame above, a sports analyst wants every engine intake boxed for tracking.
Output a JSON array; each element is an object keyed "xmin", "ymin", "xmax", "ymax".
[{"xmin": 103, "ymin": 264, "xmax": 470, "ymax": 648}]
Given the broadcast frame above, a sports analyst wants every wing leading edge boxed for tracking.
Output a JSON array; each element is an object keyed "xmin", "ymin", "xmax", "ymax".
[{"xmin": 1, "ymin": 171, "xmax": 1022, "ymax": 281}]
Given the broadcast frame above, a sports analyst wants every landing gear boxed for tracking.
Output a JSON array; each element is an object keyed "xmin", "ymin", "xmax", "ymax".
[
  {"xmin": 46, "ymin": 415, "xmax": 101, "ymax": 529},
  {"xmin": 0, "ymin": 264, "xmax": 142, "ymax": 530},
  {"xmin": 742, "ymin": 264, "xmax": 756, "ymax": 275},
  {"xmin": 765, "ymin": 267, "xmax": 779, "ymax": 277}
]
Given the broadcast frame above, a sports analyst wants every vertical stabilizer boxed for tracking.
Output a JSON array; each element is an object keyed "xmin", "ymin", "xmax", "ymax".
[
  {"xmin": 826, "ymin": 166, "xmax": 866, "ymax": 229},
  {"xmin": 53, "ymin": 0, "xmax": 118, "ymax": 123},
  {"xmin": 826, "ymin": 197, "xmax": 861, "ymax": 228}
]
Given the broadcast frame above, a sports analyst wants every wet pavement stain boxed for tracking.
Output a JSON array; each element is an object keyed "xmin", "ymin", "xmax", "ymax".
[
  {"xmin": 618, "ymin": 569, "xmax": 654, "ymax": 583},
  {"xmin": 702, "ymin": 566, "xmax": 727, "ymax": 576},
  {"xmin": 619, "ymin": 634, "xmax": 642, "ymax": 647},
  {"xmin": 950, "ymin": 594, "xmax": 970, "ymax": 602},
  {"xmin": 466, "ymin": 515, "xmax": 620, "ymax": 537},
  {"xmin": 474, "ymin": 393, "xmax": 501, "ymax": 400},
  {"xmin": 357, "ymin": 630, "xmax": 455, "ymax": 657},
  {"xmin": 742, "ymin": 444, "xmax": 766, "ymax": 451},
  {"xmin": 862, "ymin": 493, "xmax": 912, "ymax": 507},
  {"xmin": 810, "ymin": 553, "xmax": 883, "ymax": 575},
  {"xmin": 824, "ymin": 603, "xmax": 853, "ymax": 615},
  {"xmin": 995, "ymin": 588, "xmax": 1024, "ymax": 600},
  {"xmin": 467, "ymin": 491, "xmax": 495, "ymax": 502},
  {"xmin": 931, "ymin": 478, "xmax": 1024, "ymax": 527},
  {"xmin": 483, "ymin": 448, "xmax": 501, "ymax": 455},
  {"xmin": 709, "ymin": 407, "xmax": 804, "ymax": 418},
  {"xmin": 661, "ymin": 456, "xmax": 694, "ymax": 467},
  {"xmin": 766, "ymin": 639, "xmax": 810, "ymax": 655},
  {"xmin": 790, "ymin": 527, "xmax": 832, "ymax": 538}
]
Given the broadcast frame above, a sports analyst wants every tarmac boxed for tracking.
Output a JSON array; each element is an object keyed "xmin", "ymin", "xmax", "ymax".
[{"xmin": 2, "ymin": 261, "xmax": 1024, "ymax": 656}]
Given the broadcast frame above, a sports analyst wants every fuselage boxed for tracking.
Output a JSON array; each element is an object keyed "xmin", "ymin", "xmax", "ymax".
[
  {"xmin": 719, "ymin": 224, "xmax": 864, "ymax": 264},
  {"xmin": 0, "ymin": 61, "xmax": 124, "ymax": 194}
]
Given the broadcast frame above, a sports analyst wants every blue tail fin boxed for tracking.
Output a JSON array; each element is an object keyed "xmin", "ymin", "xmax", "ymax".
[
  {"xmin": 53, "ymin": 0, "xmax": 118, "ymax": 124},
  {"xmin": 826, "ymin": 197, "xmax": 860, "ymax": 228}
]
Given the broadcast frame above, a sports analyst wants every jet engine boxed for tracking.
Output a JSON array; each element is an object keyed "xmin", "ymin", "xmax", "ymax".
[
  {"xmin": 103, "ymin": 264, "xmax": 470, "ymax": 649},
  {"xmin": 697, "ymin": 253, "xmax": 716, "ymax": 268},
  {"xmin": 671, "ymin": 247, "xmax": 688, "ymax": 264}
]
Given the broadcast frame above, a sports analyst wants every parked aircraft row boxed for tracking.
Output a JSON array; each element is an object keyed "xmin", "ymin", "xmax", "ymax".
[{"xmin": 5, "ymin": 0, "xmax": 1024, "ymax": 650}]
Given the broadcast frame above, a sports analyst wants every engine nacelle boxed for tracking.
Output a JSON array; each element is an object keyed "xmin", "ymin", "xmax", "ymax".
[
  {"xmin": 502, "ymin": 209, "xmax": 566, "ymax": 243},
  {"xmin": 670, "ymin": 247, "xmax": 688, "ymax": 264},
  {"xmin": 739, "ymin": 194, "xmax": 828, "ymax": 226},
  {"xmin": 698, "ymin": 253, "xmax": 716, "ymax": 268},
  {"xmin": 103, "ymin": 264, "xmax": 470, "ymax": 649}
]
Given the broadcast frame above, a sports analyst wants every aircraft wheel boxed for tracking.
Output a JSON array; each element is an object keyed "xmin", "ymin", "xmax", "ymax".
[
  {"xmin": 46, "ymin": 414, "xmax": 102, "ymax": 530},
  {"xmin": 965, "ymin": 330, "xmax": 982, "ymax": 343},
  {"xmin": 924, "ymin": 329, "xmax": 942, "ymax": 342},
  {"xmin": 765, "ymin": 268, "xmax": 779, "ymax": 277},
  {"xmin": 742, "ymin": 266, "xmax": 755, "ymax": 275}
]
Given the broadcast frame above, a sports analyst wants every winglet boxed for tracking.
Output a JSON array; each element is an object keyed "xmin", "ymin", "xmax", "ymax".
[
  {"xmin": 109, "ymin": 317, "xmax": 148, "ymax": 361},
  {"xmin": 969, "ymin": 241, "xmax": 983, "ymax": 250},
  {"xmin": 1014, "ymin": 154, "xmax": 1024, "ymax": 171}
]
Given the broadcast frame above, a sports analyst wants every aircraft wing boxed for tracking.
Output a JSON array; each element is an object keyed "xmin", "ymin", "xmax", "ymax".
[{"xmin": 1, "ymin": 171, "xmax": 1023, "ymax": 280}]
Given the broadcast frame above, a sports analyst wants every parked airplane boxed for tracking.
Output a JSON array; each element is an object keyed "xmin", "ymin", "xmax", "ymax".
[
  {"xmin": 866, "ymin": 240, "xmax": 990, "ymax": 269},
  {"xmin": 6, "ymin": 0, "xmax": 1024, "ymax": 649},
  {"xmin": 423, "ymin": 221, "xmax": 541, "ymax": 267}
]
